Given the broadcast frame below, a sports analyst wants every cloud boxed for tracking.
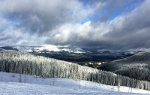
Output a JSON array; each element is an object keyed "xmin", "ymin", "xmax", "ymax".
[
  {"xmin": 0, "ymin": 0, "xmax": 96, "ymax": 46},
  {"xmin": 48, "ymin": 21, "xmax": 110, "ymax": 45},
  {"xmin": 0, "ymin": 26, "xmax": 46, "ymax": 46},
  {"xmin": 0, "ymin": 0, "xmax": 94, "ymax": 33},
  {"xmin": 0, "ymin": 17, "xmax": 8, "ymax": 31},
  {"xmin": 0, "ymin": 0, "xmax": 150, "ymax": 49},
  {"xmin": 48, "ymin": 0, "xmax": 150, "ymax": 49},
  {"xmin": 0, "ymin": 16, "xmax": 46, "ymax": 46}
]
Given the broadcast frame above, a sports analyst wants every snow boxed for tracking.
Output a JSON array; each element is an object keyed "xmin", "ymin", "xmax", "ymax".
[
  {"xmin": 0, "ymin": 72, "xmax": 150, "ymax": 95},
  {"xmin": 34, "ymin": 44, "xmax": 61, "ymax": 52},
  {"xmin": 14, "ymin": 45, "xmax": 85, "ymax": 53}
]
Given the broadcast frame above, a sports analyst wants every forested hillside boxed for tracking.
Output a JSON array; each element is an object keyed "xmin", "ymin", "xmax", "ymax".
[
  {"xmin": 99, "ymin": 52, "xmax": 150, "ymax": 81},
  {"xmin": 0, "ymin": 51, "xmax": 150, "ymax": 90}
]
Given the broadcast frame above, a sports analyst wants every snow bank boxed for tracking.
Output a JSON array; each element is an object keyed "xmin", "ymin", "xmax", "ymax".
[{"xmin": 0, "ymin": 72, "xmax": 149, "ymax": 95}]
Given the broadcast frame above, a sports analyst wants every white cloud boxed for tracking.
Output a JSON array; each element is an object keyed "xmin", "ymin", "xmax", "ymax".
[
  {"xmin": 49, "ymin": 21, "xmax": 111, "ymax": 45},
  {"xmin": 0, "ymin": 0, "xmax": 95, "ymax": 29},
  {"xmin": 45, "ymin": 0, "xmax": 150, "ymax": 49},
  {"xmin": 0, "ymin": 0, "xmax": 150, "ymax": 49}
]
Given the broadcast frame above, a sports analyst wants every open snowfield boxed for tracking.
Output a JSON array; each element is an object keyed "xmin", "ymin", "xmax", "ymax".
[{"xmin": 0, "ymin": 72, "xmax": 150, "ymax": 95}]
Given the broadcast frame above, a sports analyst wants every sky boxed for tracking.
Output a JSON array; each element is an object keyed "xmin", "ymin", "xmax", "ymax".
[{"xmin": 0, "ymin": 0, "xmax": 150, "ymax": 49}]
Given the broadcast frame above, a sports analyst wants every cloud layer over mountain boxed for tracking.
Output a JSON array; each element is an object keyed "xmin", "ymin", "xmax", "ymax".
[{"xmin": 0, "ymin": 0, "xmax": 150, "ymax": 49}]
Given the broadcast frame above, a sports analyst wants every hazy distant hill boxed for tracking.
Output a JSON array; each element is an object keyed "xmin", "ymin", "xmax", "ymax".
[
  {"xmin": 0, "ymin": 46, "xmax": 133, "ymax": 65},
  {"xmin": 0, "ymin": 46, "xmax": 18, "ymax": 51},
  {"xmin": 99, "ymin": 52, "xmax": 150, "ymax": 81}
]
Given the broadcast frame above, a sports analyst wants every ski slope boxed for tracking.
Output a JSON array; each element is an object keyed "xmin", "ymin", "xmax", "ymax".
[{"xmin": 0, "ymin": 72, "xmax": 149, "ymax": 95}]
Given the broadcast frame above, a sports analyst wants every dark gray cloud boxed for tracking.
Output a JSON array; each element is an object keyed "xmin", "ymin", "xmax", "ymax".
[{"xmin": 0, "ymin": 0, "xmax": 150, "ymax": 49}]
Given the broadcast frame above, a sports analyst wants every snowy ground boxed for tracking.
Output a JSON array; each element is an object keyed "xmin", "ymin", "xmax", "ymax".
[{"xmin": 0, "ymin": 72, "xmax": 150, "ymax": 95}]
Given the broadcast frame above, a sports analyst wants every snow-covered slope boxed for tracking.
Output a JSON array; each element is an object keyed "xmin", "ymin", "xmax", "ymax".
[{"xmin": 0, "ymin": 72, "xmax": 149, "ymax": 95}]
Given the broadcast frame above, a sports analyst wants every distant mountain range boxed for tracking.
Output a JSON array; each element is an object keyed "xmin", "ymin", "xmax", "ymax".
[
  {"xmin": 0, "ymin": 45, "xmax": 138, "ymax": 63},
  {"xmin": 1, "ymin": 45, "xmax": 149, "ymax": 54}
]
